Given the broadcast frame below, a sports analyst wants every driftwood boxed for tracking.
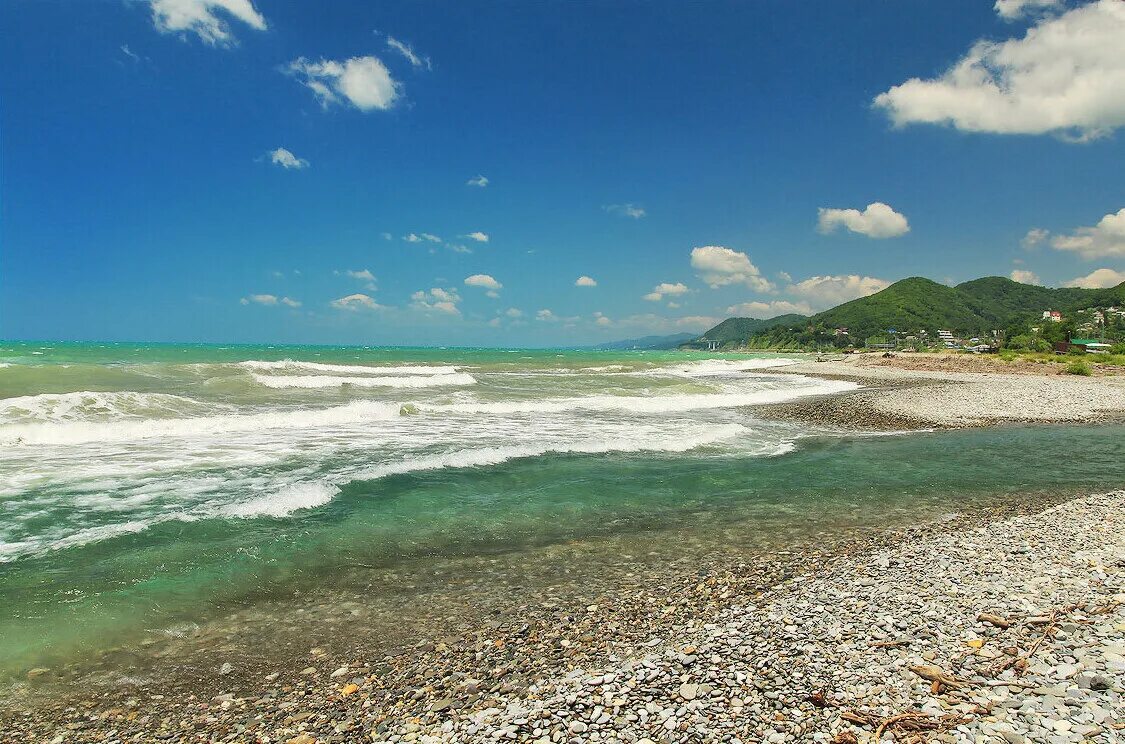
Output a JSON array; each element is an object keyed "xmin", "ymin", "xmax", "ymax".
[
  {"xmin": 839, "ymin": 709, "xmax": 970, "ymax": 741},
  {"xmin": 909, "ymin": 665, "xmax": 965, "ymax": 691},
  {"xmin": 977, "ymin": 612, "xmax": 1010, "ymax": 629}
]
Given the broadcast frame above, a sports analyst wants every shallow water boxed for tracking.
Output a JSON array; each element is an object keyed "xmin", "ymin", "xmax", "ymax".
[{"xmin": 1, "ymin": 342, "xmax": 1123, "ymax": 679}]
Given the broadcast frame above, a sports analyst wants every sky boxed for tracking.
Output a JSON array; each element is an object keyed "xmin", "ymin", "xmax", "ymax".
[{"xmin": 2, "ymin": 0, "xmax": 1124, "ymax": 346}]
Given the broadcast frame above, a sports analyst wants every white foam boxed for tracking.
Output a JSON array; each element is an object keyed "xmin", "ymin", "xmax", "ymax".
[
  {"xmin": 222, "ymin": 482, "xmax": 339, "ymax": 518},
  {"xmin": 238, "ymin": 359, "xmax": 463, "ymax": 376},
  {"xmin": 0, "ymin": 399, "xmax": 402, "ymax": 446},
  {"xmin": 350, "ymin": 423, "xmax": 750, "ymax": 482},
  {"xmin": 251, "ymin": 372, "xmax": 477, "ymax": 389},
  {"xmin": 426, "ymin": 377, "xmax": 856, "ymax": 416},
  {"xmin": 0, "ymin": 391, "xmax": 226, "ymax": 424},
  {"xmin": 647, "ymin": 358, "xmax": 798, "ymax": 377}
]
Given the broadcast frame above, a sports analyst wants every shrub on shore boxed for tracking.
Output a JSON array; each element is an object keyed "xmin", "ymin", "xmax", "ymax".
[{"xmin": 1066, "ymin": 359, "xmax": 1092, "ymax": 376}]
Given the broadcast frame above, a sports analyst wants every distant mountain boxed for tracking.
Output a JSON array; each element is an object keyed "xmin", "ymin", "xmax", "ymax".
[
  {"xmin": 688, "ymin": 314, "xmax": 807, "ymax": 347},
  {"xmin": 699, "ymin": 276, "xmax": 1125, "ymax": 348},
  {"xmin": 588, "ymin": 332, "xmax": 700, "ymax": 350}
]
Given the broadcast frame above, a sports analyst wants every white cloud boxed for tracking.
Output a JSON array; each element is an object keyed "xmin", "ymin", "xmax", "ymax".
[
  {"xmin": 874, "ymin": 1, "xmax": 1125, "ymax": 141},
  {"xmin": 120, "ymin": 44, "xmax": 141, "ymax": 63},
  {"xmin": 1022, "ymin": 227, "xmax": 1049, "ymax": 249},
  {"xmin": 402, "ymin": 232, "xmax": 442, "ymax": 244},
  {"xmin": 536, "ymin": 309, "xmax": 557, "ymax": 322},
  {"xmin": 575, "ymin": 276, "xmax": 597, "ymax": 287},
  {"xmin": 1009, "ymin": 269, "xmax": 1041, "ymax": 285},
  {"xmin": 464, "ymin": 231, "xmax": 489, "ymax": 243},
  {"xmin": 464, "ymin": 274, "xmax": 502, "ymax": 293},
  {"xmin": 466, "ymin": 175, "xmax": 489, "ymax": 188},
  {"xmin": 594, "ymin": 312, "xmax": 613, "ymax": 327},
  {"xmin": 690, "ymin": 246, "xmax": 775, "ymax": 292},
  {"xmin": 604, "ymin": 203, "xmax": 646, "ymax": 219},
  {"xmin": 1063, "ymin": 267, "xmax": 1125, "ymax": 288},
  {"xmin": 1050, "ymin": 208, "xmax": 1125, "ymax": 258},
  {"xmin": 288, "ymin": 56, "xmax": 400, "ymax": 112},
  {"xmin": 643, "ymin": 282, "xmax": 689, "ymax": 302},
  {"xmin": 505, "ymin": 308, "xmax": 523, "ymax": 318},
  {"xmin": 345, "ymin": 268, "xmax": 376, "ymax": 288},
  {"xmin": 268, "ymin": 147, "xmax": 308, "ymax": 170},
  {"xmin": 614, "ymin": 313, "xmax": 719, "ymax": 332},
  {"xmin": 817, "ymin": 202, "xmax": 910, "ymax": 239},
  {"xmin": 411, "ymin": 288, "xmax": 461, "ymax": 315},
  {"xmin": 148, "ymin": 0, "xmax": 267, "ymax": 46},
  {"xmin": 241, "ymin": 293, "xmax": 301, "ymax": 308},
  {"xmin": 386, "ymin": 36, "xmax": 430, "ymax": 70},
  {"xmin": 380, "ymin": 232, "xmax": 394, "ymax": 241},
  {"xmin": 788, "ymin": 275, "xmax": 891, "ymax": 308},
  {"xmin": 726, "ymin": 300, "xmax": 813, "ymax": 317},
  {"xmin": 995, "ymin": 0, "xmax": 1062, "ymax": 21},
  {"xmin": 446, "ymin": 243, "xmax": 472, "ymax": 254},
  {"xmin": 331, "ymin": 293, "xmax": 383, "ymax": 311}
]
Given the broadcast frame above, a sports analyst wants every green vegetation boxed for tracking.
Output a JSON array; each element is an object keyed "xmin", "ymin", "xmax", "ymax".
[
  {"xmin": 1066, "ymin": 359, "xmax": 1092, "ymax": 376},
  {"xmin": 691, "ymin": 275, "xmax": 1125, "ymax": 351}
]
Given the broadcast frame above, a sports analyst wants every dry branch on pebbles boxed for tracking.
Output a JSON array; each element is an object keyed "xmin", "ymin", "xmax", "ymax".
[{"xmin": 383, "ymin": 492, "xmax": 1125, "ymax": 743}]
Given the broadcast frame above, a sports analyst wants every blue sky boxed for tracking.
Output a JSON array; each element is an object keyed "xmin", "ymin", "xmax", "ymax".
[{"xmin": 2, "ymin": 0, "xmax": 1124, "ymax": 346}]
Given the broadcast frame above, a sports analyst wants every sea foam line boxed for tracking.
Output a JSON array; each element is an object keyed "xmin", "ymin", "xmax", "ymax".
[
  {"xmin": 251, "ymin": 373, "xmax": 476, "ymax": 389},
  {"xmin": 238, "ymin": 359, "xmax": 463, "ymax": 376}
]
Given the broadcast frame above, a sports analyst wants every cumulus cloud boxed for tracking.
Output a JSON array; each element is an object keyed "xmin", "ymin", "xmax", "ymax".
[
  {"xmin": 464, "ymin": 274, "xmax": 502, "ymax": 290},
  {"xmin": 994, "ymin": 0, "xmax": 1062, "ymax": 21},
  {"xmin": 331, "ymin": 293, "xmax": 383, "ymax": 311},
  {"xmin": 788, "ymin": 275, "xmax": 891, "ymax": 308},
  {"xmin": 642, "ymin": 282, "xmax": 689, "ymax": 302},
  {"xmin": 464, "ymin": 274, "xmax": 502, "ymax": 297},
  {"xmin": 268, "ymin": 147, "xmax": 308, "ymax": 170},
  {"xmin": 148, "ymin": 0, "xmax": 267, "ymax": 46},
  {"xmin": 575, "ymin": 276, "xmax": 597, "ymax": 287},
  {"xmin": 604, "ymin": 203, "xmax": 646, "ymax": 219},
  {"xmin": 466, "ymin": 175, "xmax": 489, "ymax": 188},
  {"xmin": 817, "ymin": 202, "xmax": 910, "ymax": 239},
  {"xmin": 241, "ymin": 293, "xmax": 301, "ymax": 308},
  {"xmin": 464, "ymin": 231, "xmax": 489, "ymax": 243},
  {"xmin": 287, "ymin": 55, "xmax": 400, "ymax": 112},
  {"xmin": 690, "ymin": 246, "xmax": 775, "ymax": 292},
  {"xmin": 411, "ymin": 287, "xmax": 461, "ymax": 315},
  {"xmin": 726, "ymin": 300, "xmax": 813, "ymax": 317},
  {"xmin": 1050, "ymin": 208, "xmax": 1125, "ymax": 258},
  {"xmin": 385, "ymin": 36, "xmax": 430, "ymax": 69},
  {"xmin": 505, "ymin": 308, "xmax": 524, "ymax": 318},
  {"xmin": 345, "ymin": 269, "xmax": 376, "ymax": 282},
  {"xmin": 536, "ymin": 309, "xmax": 557, "ymax": 322},
  {"xmin": 874, "ymin": 1, "xmax": 1125, "ymax": 141},
  {"xmin": 1009, "ymin": 269, "xmax": 1041, "ymax": 285},
  {"xmin": 1063, "ymin": 268, "xmax": 1125, "ymax": 288},
  {"xmin": 1022, "ymin": 227, "xmax": 1049, "ymax": 249}
]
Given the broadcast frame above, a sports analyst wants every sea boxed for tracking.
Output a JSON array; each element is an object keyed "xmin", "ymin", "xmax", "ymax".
[{"xmin": 2, "ymin": 341, "xmax": 1124, "ymax": 681}]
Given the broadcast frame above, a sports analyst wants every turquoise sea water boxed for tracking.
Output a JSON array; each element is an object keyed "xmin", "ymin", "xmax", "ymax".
[{"xmin": 1, "ymin": 341, "xmax": 1124, "ymax": 677}]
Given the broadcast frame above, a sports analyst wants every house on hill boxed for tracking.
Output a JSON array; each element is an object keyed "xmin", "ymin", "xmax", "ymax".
[{"xmin": 1042, "ymin": 310, "xmax": 1062, "ymax": 322}]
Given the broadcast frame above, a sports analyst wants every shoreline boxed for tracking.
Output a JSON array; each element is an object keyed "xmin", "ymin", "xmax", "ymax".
[
  {"xmin": 4, "ymin": 487, "xmax": 1119, "ymax": 742},
  {"xmin": 758, "ymin": 355, "xmax": 1125, "ymax": 430}
]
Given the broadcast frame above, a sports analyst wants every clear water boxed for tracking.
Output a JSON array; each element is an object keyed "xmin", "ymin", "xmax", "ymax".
[{"xmin": 1, "ymin": 341, "xmax": 1123, "ymax": 677}]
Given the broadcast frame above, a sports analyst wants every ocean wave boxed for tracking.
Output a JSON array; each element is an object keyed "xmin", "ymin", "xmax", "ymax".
[
  {"xmin": 238, "ymin": 359, "xmax": 463, "ymax": 376},
  {"xmin": 644, "ymin": 358, "xmax": 798, "ymax": 377},
  {"xmin": 250, "ymin": 372, "xmax": 477, "ymax": 389},
  {"xmin": 347, "ymin": 423, "xmax": 753, "ymax": 483},
  {"xmin": 424, "ymin": 377, "xmax": 855, "ymax": 416},
  {"xmin": 221, "ymin": 482, "xmax": 340, "ymax": 518},
  {"xmin": 0, "ymin": 399, "xmax": 402, "ymax": 446},
  {"xmin": 0, "ymin": 391, "xmax": 228, "ymax": 424}
]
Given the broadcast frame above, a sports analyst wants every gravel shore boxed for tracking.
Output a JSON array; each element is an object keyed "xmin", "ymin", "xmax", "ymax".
[
  {"xmin": 5, "ymin": 490, "xmax": 1121, "ymax": 743},
  {"xmin": 382, "ymin": 490, "xmax": 1125, "ymax": 744},
  {"xmin": 760, "ymin": 358, "xmax": 1125, "ymax": 429}
]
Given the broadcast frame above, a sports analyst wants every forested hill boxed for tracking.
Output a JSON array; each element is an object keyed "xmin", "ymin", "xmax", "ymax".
[{"xmin": 696, "ymin": 276, "xmax": 1125, "ymax": 348}]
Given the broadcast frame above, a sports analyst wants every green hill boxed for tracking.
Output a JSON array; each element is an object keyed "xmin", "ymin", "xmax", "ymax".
[{"xmin": 698, "ymin": 275, "xmax": 1125, "ymax": 349}]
